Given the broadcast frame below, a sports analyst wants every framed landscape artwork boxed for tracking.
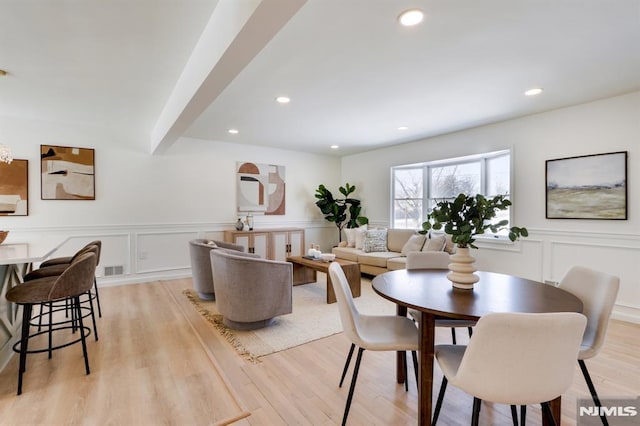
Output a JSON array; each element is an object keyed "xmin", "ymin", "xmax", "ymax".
[
  {"xmin": 236, "ymin": 162, "xmax": 286, "ymax": 215},
  {"xmin": 41, "ymin": 145, "xmax": 95, "ymax": 200},
  {"xmin": 0, "ymin": 159, "xmax": 28, "ymax": 216},
  {"xmin": 546, "ymin": 151, "xmax": 627, "ymax": 220}
]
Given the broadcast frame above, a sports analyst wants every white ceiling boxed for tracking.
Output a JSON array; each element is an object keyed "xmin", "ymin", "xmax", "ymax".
[{"xmin": 2, "ymin": 0, "xmax": 639, "ymax": 156}]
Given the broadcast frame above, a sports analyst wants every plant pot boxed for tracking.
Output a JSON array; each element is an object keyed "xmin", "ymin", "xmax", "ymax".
[{"xmin": 447, "ymin": 246, "xmax": 479, "ymax": 290}]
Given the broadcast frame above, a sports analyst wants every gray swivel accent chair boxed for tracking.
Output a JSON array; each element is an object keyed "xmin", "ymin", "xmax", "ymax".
[
  {"xmin": 210, "ymin": 249, "xmax": 292, "ymax": 331},
  {"xmin": 188, "ymin": 239, "xmax": 243, "ymax": 300}
]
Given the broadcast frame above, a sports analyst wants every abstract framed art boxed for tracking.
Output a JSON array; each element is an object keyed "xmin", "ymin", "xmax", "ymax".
[
  {"xmin": 0, "ymin": 159, "xmax": 28, "ymax": 216},
  {"xmin": 545, "ymin": 151, "xmax": 627, "ymax": 220},
  {"xmin": 236, "ymin": 162, "xmax": 286, "ymax": 215},
  {"xmin": 41, "ymin": 145, "xmax": 95, "ymax": 200}
]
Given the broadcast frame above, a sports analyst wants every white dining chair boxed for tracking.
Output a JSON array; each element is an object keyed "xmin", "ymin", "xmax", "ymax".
[
  {"xmin": 558, "ymin": 266, "xmax": 619, "ymax": 426},
  {"xmin": 406, "ymin": 251, "xmax": 476, "ymax": 344},
  {"xmin": 432, "ymin": 311, "xmax": 586, "ymax": 426},
  {"xmin": 328, "ymin": 262, "xmax": 419, "ymax": 426}
]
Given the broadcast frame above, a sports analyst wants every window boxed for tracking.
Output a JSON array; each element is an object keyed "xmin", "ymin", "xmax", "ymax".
[{"xmin": 392, "ymin": 150, "xmax": 512, "ymax": 234}]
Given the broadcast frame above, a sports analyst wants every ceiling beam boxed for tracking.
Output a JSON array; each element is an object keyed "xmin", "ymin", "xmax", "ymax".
[{"xmin": 150, "ymin": 0, "xmax": 306, "ymax": 154}]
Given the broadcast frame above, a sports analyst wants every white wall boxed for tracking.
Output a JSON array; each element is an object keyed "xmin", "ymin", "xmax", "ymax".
[
  {"xmin": 0, "ymin": 116, "xmax": 341, "ymax": 283},
  {"xmin": 341, "ymin": 91, "xmax": 640, "ymax": 322}
]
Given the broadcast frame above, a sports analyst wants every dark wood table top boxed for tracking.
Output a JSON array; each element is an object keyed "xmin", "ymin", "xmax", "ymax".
[{"xmin": 372, "ymin": 268, "xmax": 583, "ymax": 321}]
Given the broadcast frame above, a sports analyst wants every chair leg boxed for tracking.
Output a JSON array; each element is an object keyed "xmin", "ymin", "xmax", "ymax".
[
  {"xmin": 403, "ymin": 352, "xmax": 408, "ymax": 392},
  {"xmin": 47, "ymin": 302, "xmax": 53, "ymax": 359},
  {"xmin": 467, "ymin": 327, "xmax": 473, "ymax": 337},
  {"xmin": 432, "ymin": 377, "xmax": 448, "ymax": 425},
  {"xmin": 541, "ymin": 402, "xmax": 557, "ymax": 426},
  {"xmin": 471, "ymin": 397, "xmax": 482, "ymax": 426},
  {"xmin": 510, "ymin": 405, "xmax": 518, "ymax": 426},
  {"xmin": 342, "ymin": 347, "xmax": 364, "ymax": 426},
  {"xmin": 578, "ymin": 359, "xmax": 609, "ymax": 426},
  {"xmin": 451, "ymin": 328, "xmax": 457, "ymax": 344},
  {"xmin": 94, "ymin": 277, "xmax": 102, "ymax": 318},
  {"xmin": 411, "ymin": 350, "xmax": 419, "ymax": 391},
  {"xmin": 521, "ymin": 405, "xmax": 526, "ymax": 425},
  {"xmin": 86, "ymin": 290, "xmax": 99, "ymax": 341},
  {"xmin": 17, "ymin": 304, "xmax": 33, "ymax": 395},
  {"xmin": 74, "ymin": 296, "xmax": 91, "ymax": 375},
  {"xmin": 339, "ymin": 343, "xmax": 355, "ymax": 387}
]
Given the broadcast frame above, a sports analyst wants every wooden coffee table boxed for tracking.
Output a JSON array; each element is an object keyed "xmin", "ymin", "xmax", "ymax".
[{"xmin": 287, "ymin": 256, "xmax": 361, "ymax": 304}]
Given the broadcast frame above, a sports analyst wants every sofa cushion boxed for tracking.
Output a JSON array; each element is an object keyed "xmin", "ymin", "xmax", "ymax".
[
  {"xmin": 331, "ymin": 246, "xmax": 360, "ymax": 262},
  {"xmin": 401, "ymin": 234, "xmax": 426, "ymax": 256},
  {"xmin": 363, "ymin": 229, "xmax": 388, "ymax": 253},
  {"xmin": 387, "ymin": 257, "xmax": 407, "ymax": 270},
  {"xmin": 387, "ymin": 229, "xmax": 420, "ymax": 252},
  {"xmin": 358, "ymin": 251, "xmax": 401, "ymax": 268},
  {"xmin": 422, "ymin": 234, "xmax": 446, "ymax": 252}
]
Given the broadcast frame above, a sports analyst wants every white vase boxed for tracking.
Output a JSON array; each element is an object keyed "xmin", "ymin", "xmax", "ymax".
[{"xmin": 447, "ymin": 246, "xmax": 479, "ymax": 290}]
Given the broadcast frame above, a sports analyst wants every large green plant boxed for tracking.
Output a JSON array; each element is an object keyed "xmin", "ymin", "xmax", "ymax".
[
  {"xmin": 315, "ymin": 183, "xmax": 368, "ymax": 241},
  {"xmin": 421, "ymin": 193, "xmax": 528, "ymax": 249}
]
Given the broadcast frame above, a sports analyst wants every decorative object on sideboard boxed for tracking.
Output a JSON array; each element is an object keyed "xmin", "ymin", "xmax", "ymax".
[
  {"xmin": 0, "ymin": 230, "xmax": 9, "ymax": 244},
  {"xmin": 314, "ymin": 182, "xmax": 368, "ymax": 242},
  {"xmin": 235, "ymin": 218, "xmax": 244, "ymax": 231},
  {"xmin": 0, "ymin": 143, "xmax": 13, "ymax": 164},
  {"xmin": 546, "ymin": 151, "xmax": 627, "ymax": 220},
  {"xmin": 245, "ymin": 213, "xmax": 254, "ymax": 231},
  {"xmin": 421, "ymin": 193, "xmax": 528, "ymax": 290},
  {"xmin": 236, "ymin": 161, "xmax": 286, "ymax": 215},
  {"xmin": 41, "ymin": 144, "xmax": 95, "ymax": 200},
  {"xmin": 0, "ymin": 159, "xmax": 29, "ymax": 216}
]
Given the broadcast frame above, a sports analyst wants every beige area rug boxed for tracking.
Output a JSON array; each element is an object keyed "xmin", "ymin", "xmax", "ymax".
[{"xmin": 183, "ymin": 274, "xmax": 396, "ymax": 362}]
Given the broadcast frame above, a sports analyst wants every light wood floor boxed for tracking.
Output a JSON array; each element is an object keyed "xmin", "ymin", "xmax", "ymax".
[{"xmin": 0, "ymin": 277, "xmax": 638, "ymax": 425}]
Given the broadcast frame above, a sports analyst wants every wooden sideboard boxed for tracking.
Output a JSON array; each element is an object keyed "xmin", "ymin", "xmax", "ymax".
[{"xmin": 223, "ymin": 228, "xmax": 305, "ymax": 261}]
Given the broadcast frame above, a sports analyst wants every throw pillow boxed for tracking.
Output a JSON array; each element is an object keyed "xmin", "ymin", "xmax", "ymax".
[
  {"xmin": 443, "ymin": 234, "xmax": 456, "ymax": 254},
  {"xmin": 363, "ymin": 229, "xmax": 388, "ymax": 253},
  {"xmin": 401, "ymin": 234, "xmax": 426, "ymax": 256},
  {"xmin": 354, "ymin": 224, "xmax": 368, "ymax": 249},
  {"xmin": 344, "ymin": 228, "xmax": 356, "ymax": 247},
  {"xmin": 422, "ymin": 234, "xmax": 446, "ymax": 252}
]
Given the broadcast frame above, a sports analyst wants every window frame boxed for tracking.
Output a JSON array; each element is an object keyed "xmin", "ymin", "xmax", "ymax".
[{"xmin": 391, "ymin": 149, "xmax": 513, "ymax": 239}]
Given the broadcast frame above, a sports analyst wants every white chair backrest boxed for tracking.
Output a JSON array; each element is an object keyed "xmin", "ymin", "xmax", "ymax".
[
  {"xmin": 406, "ymin": 251, "xmax": 450, "ymax": 270},
  {"xmin": 558, "ymin": 266, "xmax": 619, "ymax": 358},
  {"xmin": 450, "ymin": 312, "xmax": 586, "ymax": 405},
  {"xmin": 328, "ymin": 262, "xmax": 365, "ymax": 347}
]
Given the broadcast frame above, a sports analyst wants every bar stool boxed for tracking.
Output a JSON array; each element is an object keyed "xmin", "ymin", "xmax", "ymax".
[
  {"xmin": 28, "ymin": 240, "xmax": 103, "ymax": 317},
  {"xmin": 6, "ymin": 252, "xmax": 98, "ymax": 395}
]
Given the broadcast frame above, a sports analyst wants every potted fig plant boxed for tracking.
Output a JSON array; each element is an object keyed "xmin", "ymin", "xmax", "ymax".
[
  {"xmin": 315, "ymin": 183, "xmax": 368, "ymax": 242},
  {"xmin": 421, "ymin": 193, "xmax": 528, "ymax": 289}
]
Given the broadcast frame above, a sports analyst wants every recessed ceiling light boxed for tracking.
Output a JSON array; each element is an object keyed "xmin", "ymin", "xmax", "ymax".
[
  {"xmin": 330, "ymin": 145, "xmax": 339, "ymax": 149},
  {"xmin": 276, "ymin": 96, "xmax": 290, "ymax": 104},
  {"xmin": 228, "ymin": 129, "xmax": 239, "ymax": 134},
  {"xmin": 397, "ymin": 126, "xmax": 409, "ymax": 131},
  {"xmin": 398, "ymin": 9, "xmax": 424, "ymax": 26},
  {"xmin": 524, "ymin": 88, "xmax": 543, "ymax": 96}
]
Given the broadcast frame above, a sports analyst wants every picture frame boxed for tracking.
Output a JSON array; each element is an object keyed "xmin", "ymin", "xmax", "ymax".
[
  {"xmin": 0, "ymin": 159, "xmax": 29, "ymax": 216},
  {"xmin": 236, "ymin": 161, "xmax": 286, "ymax": 215},
  {"xmin": 41, "ymin": 145, "xmax": 95, "ymax": 200},
  {"xmin": 545, "ymin": 151, "xmax": 627, "ymax": 220}
]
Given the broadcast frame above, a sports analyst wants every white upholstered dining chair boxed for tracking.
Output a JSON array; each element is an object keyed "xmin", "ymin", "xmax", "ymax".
[
  {"xmin": 328, "ymin": 262, "xmax": 419, "ymax": 426},
  {"xmin": 405, "ymin": 251, "xmax": 476, "ymax": 344},
  {"xmin": 558, "ymin": 266, "xmax": 620, "ymax": 426},
  {"xmin": 432, "ymin": 312, "xmax": 587, "ymax": 426}
]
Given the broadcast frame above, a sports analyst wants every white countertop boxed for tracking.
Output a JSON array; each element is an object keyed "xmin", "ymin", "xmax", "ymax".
[{"xmin": 0, "ymin": 235, "xmax": 69, "ymax": 265}]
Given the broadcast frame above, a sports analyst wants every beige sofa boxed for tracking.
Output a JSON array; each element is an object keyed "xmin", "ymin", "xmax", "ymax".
[{"xmin": 332, "ymin": 228, "xmax": 454, "ymax": 275}]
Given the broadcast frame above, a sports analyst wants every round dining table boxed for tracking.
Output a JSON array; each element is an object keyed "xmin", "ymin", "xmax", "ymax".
[{"xmin": 372, "ymin": 269, "xmax": 583, "ymax": 426}]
